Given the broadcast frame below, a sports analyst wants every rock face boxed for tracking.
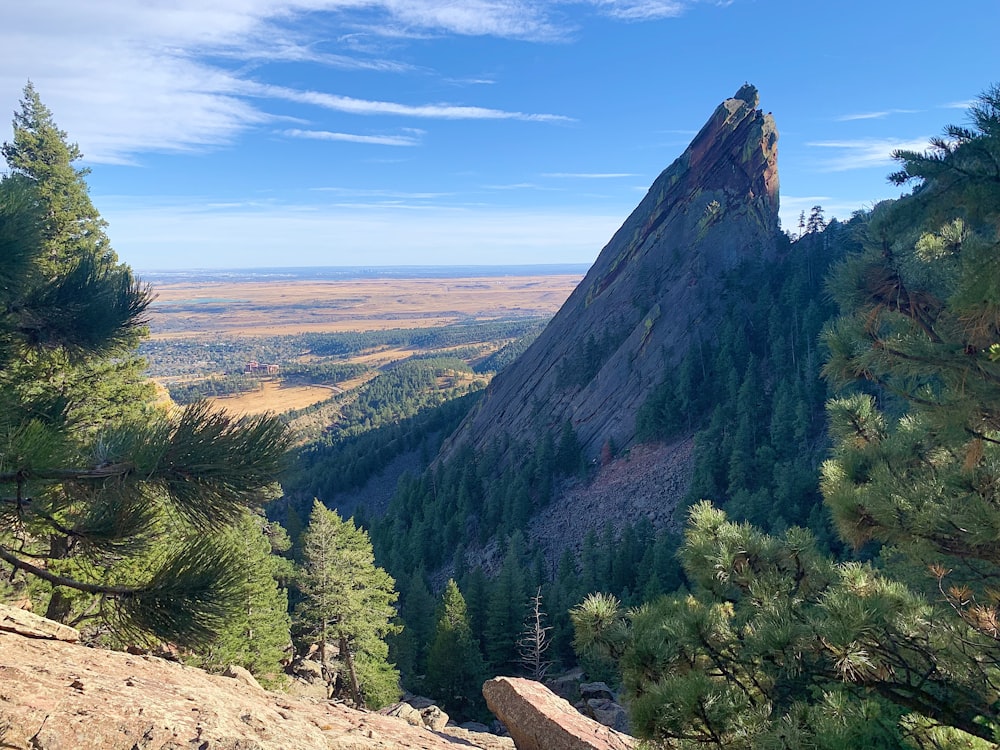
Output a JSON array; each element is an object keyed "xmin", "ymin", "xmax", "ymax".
[
  {"xmin": 0, "ymin": 627, "xmax": 512, "ymax": 750},
  {"xmin": 441, "ymin": 84, "xmax": 779, "ymax": 466},
  {"xmin": 483, "ymin": 677, "xmax": 636, "ymax": 750}
]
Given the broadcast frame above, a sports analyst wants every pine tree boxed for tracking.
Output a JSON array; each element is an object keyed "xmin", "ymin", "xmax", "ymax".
[
  {"xmin": 296, "ymin": 500, "xmax": 400, "ymax": 708},
  {"xmin": 183, "ymin": 513, "xmax": 292, "ymax": 687},
  {"xmin": 425, "ymin": 579, "xmax": 487, "ymax": 721},
  {"xmin": 1, "ymin": 83, "xmax": 160, "ymax": 625},
  {"xmin": 0, "ymin": 175, "xmax": 292, "ymax": 646},
  {"xmin": 484, "ymin": 540, "xmax": 527, "ymax": 671},
  {"xmin": 389, "ymin": 569, "xmax": 436, "ymax": 684},
  {"xmin": 805, "ymin": 204, "xmax": 826, "ymax": 234},
  {"xmin": 2, "ymin": 81, "xmax": 114, "ymax": 274}
]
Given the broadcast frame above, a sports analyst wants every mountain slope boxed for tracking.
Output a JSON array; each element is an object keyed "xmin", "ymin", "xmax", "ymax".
[{"xmin": 440, "ymin": 84, "xmax": 780, "ymax": 465}]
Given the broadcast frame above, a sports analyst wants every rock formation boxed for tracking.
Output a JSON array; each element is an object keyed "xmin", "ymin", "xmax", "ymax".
[
  {"xmin": 0, "ymin": 606, "xmax": 513, "ymax": 750},
  {"xmin": 483, "ymin": 676, "xmax": 636, "ymax": 750},
  {"xmin": 441, "ymin": 84, "xmax": 779, "ymax": 465}
]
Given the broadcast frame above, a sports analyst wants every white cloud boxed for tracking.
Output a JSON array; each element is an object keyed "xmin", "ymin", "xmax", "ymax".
[
  {"xmin": 806, "ymin": 137, "xmax": 931, "ymax": 172},
  {"xmin": 252, "ymin": 83, "xmax": 572, "ymax": 121},
  {"xmin": 835, "ymin": 108, "xmax": 919, "ymax": 121},
  {"xmin": 0, "ymin": 1, "xmax": 576, "ymax": 164},
  {"xmin": 1, "ymin": 0, "xmax": 710, "ymax": 164},
  {"xmin": 483, "ymin": 182, "xmax": 562, "ymax": 190},
  {"xmin": 374, "ymin": 0, "xmax": 563, "ymax": 40},
  {"xmin": 282, "ymin": 128, "xmax": 422, "ymax": 146},
  {"xmin": 584, "ymin": 0, "xmax": 690, "ymax": 20},
  {"xmin": 310, "ymin": 187, "xmax": 453, "ymax": 199},
  {"xmin": 541, "ymin": 172, "xmax": 638, "ymax": 178}
]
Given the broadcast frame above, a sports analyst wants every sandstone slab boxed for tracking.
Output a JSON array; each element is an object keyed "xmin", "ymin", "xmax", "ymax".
[
  {"xmin": 483, "ymin": 677, "xmax": 636, "ymax": 750},
  {"xmin": 0, "ymin": 603, "xmax": 80, "ymax": 642},
  {"xmin": 0, "ymin": 628, "xmax": 509, "ymax": 750}
]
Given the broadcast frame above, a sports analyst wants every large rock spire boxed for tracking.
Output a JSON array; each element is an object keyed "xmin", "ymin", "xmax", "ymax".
[{"xmin": 441, "ymin": 85, "xmax": 780, "ymax": 464}]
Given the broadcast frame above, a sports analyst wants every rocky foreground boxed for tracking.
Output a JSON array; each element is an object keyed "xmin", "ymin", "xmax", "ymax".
[
  {"xmin": 0, "ymin": 605, "xmax": 635, "ymax": 750},
  {"xmin": 0, "ymin": 605, "xmax": 509, "ymax": 750}
]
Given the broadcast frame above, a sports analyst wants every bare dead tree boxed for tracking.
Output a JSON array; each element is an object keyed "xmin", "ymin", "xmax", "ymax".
[{"xmin": 518, "ymin": 587, "xmax": 553, "ymax": 681}]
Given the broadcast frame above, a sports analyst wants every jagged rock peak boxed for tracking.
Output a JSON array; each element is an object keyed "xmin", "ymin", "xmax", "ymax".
[{"xmin": 440, "ymin": 85, "xmax": 780, "ymax": 468}]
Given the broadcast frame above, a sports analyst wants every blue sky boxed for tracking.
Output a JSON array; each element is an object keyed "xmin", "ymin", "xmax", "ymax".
[{"xmin": 2, "ymin": 1, "xmax": 998, "ymax": 270}]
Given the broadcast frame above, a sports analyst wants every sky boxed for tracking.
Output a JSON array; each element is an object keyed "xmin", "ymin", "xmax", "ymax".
[{"xmin": 2, "ymin": 1, "xmax": 998, "ymax": 271}]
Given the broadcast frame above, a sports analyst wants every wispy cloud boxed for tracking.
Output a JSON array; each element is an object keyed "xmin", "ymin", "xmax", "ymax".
[
  {"xmin": 541, "ymin": 172, "xmax": 638, "ymax": 178},
  {"xmin": 835, "ymin": 108, "xmax": 919, "ymax": 121},
  {"xmin": 282, "ymin": 128, "xmax": 422, "ymax": 146},
  {"xmin": 942, "ymin": 99, "xmax": 976, "ymax": 110},
  {"xmin": 1, "ymin": 0, "xmax": 710, "ymax": 165},
  {"xmin": 806, "ymin": 137, "xmax": 931, "ymax": 171},
  {"xmin": 0, "ymin": 1, "xmax": 581, "ymax": 164},
  {"xmin": 310, "ymin": 187, "xmax": 454, "ymax": 200},
  {"xmin": 584, "ymin": 0, "xmax": 691, "ymax": 20},
  {"xmin": 368, "ymin": 0, "xmax": 564, "ymax": 41},
  {"xmin": 483, "ymin": 182, "xmax": 563, "ymax": 191},
  {"xmin": 255, "ymin": 83, "xmax": 573, "ymax": 121}
]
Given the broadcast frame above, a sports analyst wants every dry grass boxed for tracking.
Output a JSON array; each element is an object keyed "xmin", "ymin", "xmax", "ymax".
[
  {"xmin": 150, "ymin": 273, "xmax": 580, "ymax": 417},
  {"xmin": 207, "ymin": 379, "xmax": 334, "ymax": 416},
  {"xmin": 147, "ymin": 275, "xmax": 581, "ymax": 339}
]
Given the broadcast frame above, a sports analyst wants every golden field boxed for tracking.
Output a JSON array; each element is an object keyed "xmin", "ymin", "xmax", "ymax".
[
  {"xmin": 147, "ymin": 275, "xmax": 581, "ymax": 339},
  {"xmin": 146, "ymin": 273, "xmax": 581, "ymax": 417}
]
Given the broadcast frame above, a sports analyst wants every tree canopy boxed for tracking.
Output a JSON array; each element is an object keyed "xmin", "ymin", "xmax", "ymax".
[{"xmin": 572, "ymin": 85, "xmax": 1000, "ymax": 747}]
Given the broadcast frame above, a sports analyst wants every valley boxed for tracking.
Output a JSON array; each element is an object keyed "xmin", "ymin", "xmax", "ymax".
[{"xmin": 141, "ymin": 270, "xmax": 582, "ymax": 424}]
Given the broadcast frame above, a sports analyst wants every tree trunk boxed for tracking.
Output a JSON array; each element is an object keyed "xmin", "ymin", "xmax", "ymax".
[
  {"xmin": 44, "ymin": 534, "xmax": 73, "ymax": 623},
  {"xmin": 318, "ymin": 620, "xmax": 337, "ymax": 699},
  {"xmin": 340, "ymin": 634, "xmax": 362, "ymax": 708}
]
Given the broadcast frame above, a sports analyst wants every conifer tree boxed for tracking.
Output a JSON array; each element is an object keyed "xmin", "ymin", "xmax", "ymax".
[
  {"xmin": 2, "ymin": 81, "xmax": 113, "ymax": 273},
  {"xmin": 1, "ymin": 82, "xmax": 161, "ymax": 624},
  {"xmin": 0, "ymin": 175, "xmax": 292, "ymax": 645},
  {"xmin": 296, "ymin": 500, "xmax": 400, "ymax": 708},
  {"xmin": 425, "ymin": 579, "xmax": 487, "ymax": 720},
  {"xmin": 484, "ymin": 538, "xmax": 528, "ymax": 671},
  {"xmin": 184, "ymin": 513, "xmax": 293, "ymax": 687}
]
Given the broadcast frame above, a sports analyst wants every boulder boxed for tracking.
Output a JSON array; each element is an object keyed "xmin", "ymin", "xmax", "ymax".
[
  {"xmin": 461, "ymin": 721, "xmax": 491, "ymax": 733},
  {"xmin": 579, "ymin": 682, "xmax": 615, "ymax": 702},
  {"xmin": 224, "ymin": 663, "xmax": 265, "ymax": 692},
  {"xmin": 584, "ymin": 699, "xmax": 630, "ymax": 734},
  {"xmin": 483, "ymin": 676, "xmax": 636, "ymax": 750},
  {"xmin": 546, "ymin": 667, "xmax": 585, "ymax": 701},
  {"xmin": 401, "ymin": 693, "xmax": 437, "ymax": 710},
  {"xmin": 420, "ymin": 704, "xmax": 449, "ymax": 731},
  {"xmin": 0, "ymin": 603, "xmax": 79, "ymax": 642},
  {"xmin": 380, "ymin": 702, "xmax": 424, "ymax": 726}
]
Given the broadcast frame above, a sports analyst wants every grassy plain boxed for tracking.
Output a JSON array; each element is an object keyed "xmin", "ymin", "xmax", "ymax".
[
  {"xmin": 145, "ymin": 273, "xmax": 581, "ymax": 417},
  {"xmin": 207, "ymin": 379, "xmax": 339, "ymax": 415},
  {"xmin": 148, "ymin": 275, "xmax": 581, "ymax": 339}
]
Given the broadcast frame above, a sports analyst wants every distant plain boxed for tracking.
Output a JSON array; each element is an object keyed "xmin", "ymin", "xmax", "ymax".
[
  {"xmin": 144, "ymin": 272, "xmax": 582, "ymax": 417},
  {"xmin": 147, "ymin": 275, "xmax": 582, "ymax": 339}
]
